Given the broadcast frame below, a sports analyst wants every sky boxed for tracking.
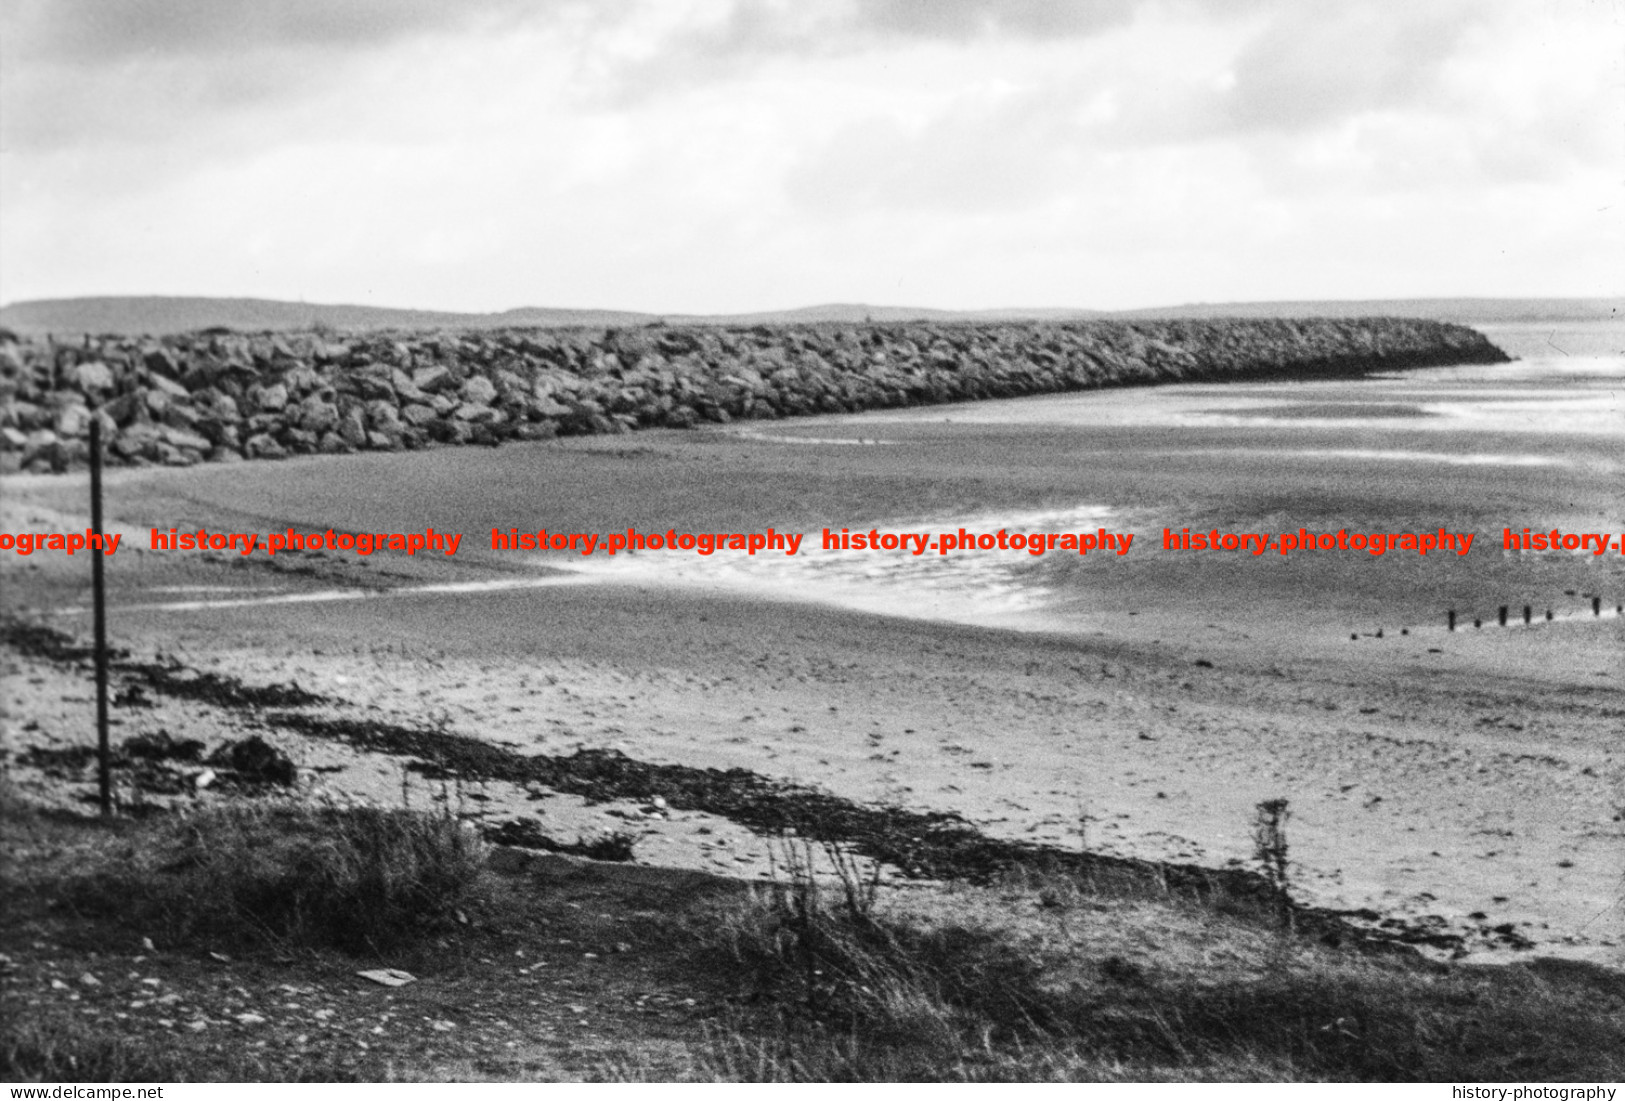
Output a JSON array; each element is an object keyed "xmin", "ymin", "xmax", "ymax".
[{"xmin": 1, "ymin": 0, "xmax": 1620, "ymax": 314}]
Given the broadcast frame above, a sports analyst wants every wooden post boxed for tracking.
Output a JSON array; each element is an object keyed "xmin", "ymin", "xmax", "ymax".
[
  {"xmin": 1523, "ymin": 605, "xmax": 1531, "ymax": 625},
  {"xmin": 89, "ymin": 416, "xmax": 111, "ymax": 817},
  {"xmin": 1447, "ymin": 610, "xmax": 1456, "ymax": 632},
  {"xmin": 1593, "ymin": 597, "xmax": 1602, "ymax": 617},
  {"xmin": 1497, "ymin": 605, "xmax": 1507, "ymax": 627}
]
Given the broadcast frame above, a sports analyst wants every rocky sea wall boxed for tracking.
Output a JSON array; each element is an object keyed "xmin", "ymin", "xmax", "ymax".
[{"xmin": 0, "ymin": 318, "xmax": 1508, "ymax": 473}]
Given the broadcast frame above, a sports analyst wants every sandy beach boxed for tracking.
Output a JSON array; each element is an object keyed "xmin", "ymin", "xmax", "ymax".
[{"xmin": 6, "ymin": 337, "xmax": 1622, "ymax": 970}]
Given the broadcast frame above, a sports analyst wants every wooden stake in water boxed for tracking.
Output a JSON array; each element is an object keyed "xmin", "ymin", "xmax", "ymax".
[{"xmin": 89, "ymin": 416, "xmax": 111, "ymax": 817}]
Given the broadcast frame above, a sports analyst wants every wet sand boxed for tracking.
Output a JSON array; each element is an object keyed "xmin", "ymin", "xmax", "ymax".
[{"xmin": 4, "ymin": 359, "xmax": 1622, "ymax": 967}]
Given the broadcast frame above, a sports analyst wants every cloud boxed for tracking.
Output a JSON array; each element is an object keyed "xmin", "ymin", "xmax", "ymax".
[
  {"xmin": 0, "ymin": 0, "xmax": 573, "ymax": 151},
  {"xmin": 2, "ymin": 0, "xmax": 1617, "ymax": 309},
  {"xmin": 0, "ymin": 0, "xmax": 538, "ymax": 64},
  {"xmin": 804, "ymin": 0, "xmax": 1140, "ymax": 44},
  {"xmin": 1221, "ymin": 1, "xmax": 1487, "ymax": 133}
]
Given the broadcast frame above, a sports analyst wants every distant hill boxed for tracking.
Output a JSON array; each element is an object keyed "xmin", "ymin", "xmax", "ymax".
[
  {"xmin": 1114, "ymin": 298, "xmax": 1624, "ymax": 325},
  {"xmin": 0, "ymin": 297, "xmax": 657, "ymax": 337},
  {"xmin": 0, "ymin": 294, "xmax": 1617, "ymax": 337}
]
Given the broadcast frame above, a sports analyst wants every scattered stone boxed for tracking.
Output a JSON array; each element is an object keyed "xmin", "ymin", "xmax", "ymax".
[
  {"xmin": 206, "ymin": 736, "xmax": 297, "ymax": 786},
  {"xmin": 356, "ymin": 969, "xmax": 416, "ymax": 987}
]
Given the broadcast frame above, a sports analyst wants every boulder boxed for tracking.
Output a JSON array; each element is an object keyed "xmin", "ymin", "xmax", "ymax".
[
  {"xmin": 339, "ymin": 406, "xmax": 368, "ymax": 447},
  {"xmin": 391, "ymin": 368, "xmax": 426, "ymax": 402},
  {"xmin": 349, "ymin": 369, "xmax": 396, "ymax": 401},
  {"xmin": 194, "ymin": 388, "xmax": 240, "ymax": 422},
  {"xmin": 451, "ymin": 402, "xmax": 500, "ymax": 424},
  {"xmin": 282, "ymin": 427, "xmax": 319, "ymax": 453},
  {"xmin": 282, "ymin": 364, "xmax": 323, "ymax": 394},
  {"xmin": 413, "ymin": 365, "xmax": 455, "ymax": 393},
  {"xmin": 460, "ymin": 374, "xmax": 498, "ymax": 406},
  {"xmin": 161, "ymin": 425, "xmax": 213, "ymax": 452},
  {"xmin": 428, "ymin": 418, "xmax": 473, "ymax": 445},
  {"xmin": 297, "ymin": 396, "xmax": 340, "ymax": 434},
  {"xmin": 513, "ymin": 420, "xmax": 558, "ymax": 441},
  {"xmin": 143, "ymin": 347, "xmax": 181, "ymax": 378},
  {"xmin": 207, "ymin": 735, "xmax": 297, "ymax": 786},
  {"xmin": 112, "ymin": 423, "xmax": 164, "ymax": 460},
  {"xmin": 72, "ymin": 361, "xmax": 115, "ymax": 393},
  {"xmin": 244, "ymin": 433, "xmax": 286, "ymax": 460},
  {"xmin": 157, "ymin": 442, "xmax": 201, "ymax": 466},
  {"xmin": 399, "ymin": 403, "xmax": 438, "ymax": 427},
  {"xmin": 162, "ymin": 403, "xmax": 203, "ymax": 431},
  {"xmin": 252, "ymin": 382, "xmax": 289, "ymax": 413},
  {"xmin": 148, "ymin": 372, "xmax": 190, "ymax": 399},
  {"xmin": 663, "ymin": 405, "xmax": 698, "ymax": 429},
  {"xmin": 53, "ymin": 404, "xmax": 90, "ymax": 438},
  {"xmin": 365, "ymin": 399, "xmax": 403, "ymax": 430}
]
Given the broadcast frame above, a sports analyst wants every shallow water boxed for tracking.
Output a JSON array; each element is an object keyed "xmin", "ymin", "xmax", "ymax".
[{"xmin": 538, "ymin": 337, "xmax": 1624, "ymax": 631}]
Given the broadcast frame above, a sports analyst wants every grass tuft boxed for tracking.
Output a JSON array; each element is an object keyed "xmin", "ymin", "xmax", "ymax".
[
  {"xmin": 63, "ymin": 803, "xmax": 485, "ymax": 954},
  {"xmin": 686, "ymin": 867, "xmax": 1625, "ymax": 1082}
]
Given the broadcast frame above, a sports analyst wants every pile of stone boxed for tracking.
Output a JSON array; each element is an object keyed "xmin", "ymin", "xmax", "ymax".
[{"xmin": 0, "ymin": 317, "xmax": 1507, "ymax": 473}]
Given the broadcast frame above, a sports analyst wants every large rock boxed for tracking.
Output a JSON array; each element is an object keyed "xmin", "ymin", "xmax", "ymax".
[
  {"xmin": 72, "ymin": 361, "xmax": 115, "ymax": 394},
  {"xmin": 339, "ymin": 406, "xmax": 368, "ymax": 447},
  {"xmin": 162, "ymin": 403, "xmax": 203, "ymax": 431},
  {"xmin": 413, "ymin": 365, "xmax": 455, "ymax": 393},
  {"xmin": 157, "ymin": 441, "xmax": 201, "ymax": 466},
  {"xmin": 162, "ymin": 425, "xmax": 213, "ymax": 452},
  {"xmin": 349, "ymin": 369, "xmax": 396, "ymax": 401},
  {"xmin": 365, "ymin": 399, "xmax": 403, "ymax": 430},
  {"xmin": 252, "ymin": 382, "xmax": 289, "ymax": 413},
  {"xmin": 112, "ymin": 423, "xmax": 163, "ymax": 460},
  {"xmin": 245, "ymin": 433, "xmax": 286, "ymax": 460},
  {"xmin": 282, "ymin": 427, "xmax": 319, "ymax": 454},
  {"xmin": 297, "ymin": 396, "xmax": 340, "ymax": 434},
  {"xmin": 149, "ymin": 372, "xmax": 190, "ymax": 399},
  {"xmin": 53, "ymin": 403, "xmax": 90, "ymax": 438},
  {"xmin": 460, "ymin": 374, "xmax": 497, "ymax": 406},
  {"xmin": 452, "ymin": 402, "xmax": 500, "ymax": 424},
  {"xmin": 282, "ymin": 364, "xmax": 323, "ymax": 394},
  {"xmin": 193, "ymin": 388, "xmax": 240, "ymax": 422},
  {"xmin": 391, "ymin": 368, "xmax": 426, "ymax": 402},
  {"xmin": 143, "ymin": 347, "xmax": 181, "ymax": 379},
  {"xmin": 399, "ymin": 403, "xmax": 438, "ymax": 427}
]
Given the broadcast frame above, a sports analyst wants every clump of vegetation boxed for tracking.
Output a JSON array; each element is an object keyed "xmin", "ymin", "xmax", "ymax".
[
  {"xmin": 65, "ymin": 802, "xmax": 485, "ymax": 954},
  {"xmin": 685, "ymin": 845, "xmax": 1625, "ymax": 1082}
]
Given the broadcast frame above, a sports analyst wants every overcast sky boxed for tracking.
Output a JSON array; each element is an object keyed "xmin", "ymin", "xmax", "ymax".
[{"xmin": 1, "ymin": 0, "xmax": 1619, "ymax": 313}]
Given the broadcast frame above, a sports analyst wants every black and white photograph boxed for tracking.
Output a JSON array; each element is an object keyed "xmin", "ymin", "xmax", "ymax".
[{"xmin": 2, "ymin": 0, "xmax": 1622, "ymax": 1087}]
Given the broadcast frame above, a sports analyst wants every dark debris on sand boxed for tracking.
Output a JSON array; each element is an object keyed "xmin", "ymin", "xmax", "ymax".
[{"xmin": 3, "ymin": 616, "xmax": 1523, "ymax": 959}]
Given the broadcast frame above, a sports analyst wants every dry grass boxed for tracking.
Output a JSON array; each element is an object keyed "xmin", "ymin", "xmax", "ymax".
[
  {"xmin": 52, "ymin": 801, "xmax": 486, "ymax": 955},
  {"xmin": 679, "ymin": 864, "xmax": 1625, "ymax": 1082},
  {"xmin": 4, "ymin": 787, "xmax": 1622, "ymax": 1083}
]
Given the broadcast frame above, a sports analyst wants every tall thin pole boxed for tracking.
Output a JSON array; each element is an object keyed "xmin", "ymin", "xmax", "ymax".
[{"xmin": 89, "ymin": 415, "xmax": 111, "ymax": 817}]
